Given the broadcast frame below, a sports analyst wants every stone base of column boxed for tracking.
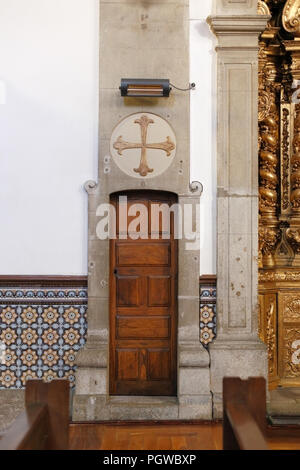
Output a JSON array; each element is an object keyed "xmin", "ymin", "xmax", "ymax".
[
  {"xmin": 178, "ymin": 342, "xmax": 212, "ymax": 420},
  {"xmin": 72, "ymin": 338, "xmax": 108, "ymax": 421},
  {"xmin": 0, "ymin": 390, "xmax": 25, "ymax": 432},
  {"xmin": 72, "ymin": 341, "xmax": 213, "ymax": 421},
  {"xmin": 73, "ymin": 395, "xmax": 110, "ymax": 421},
  {"xmin": 73, "ymin": 395, "xmax": 212, "ymax": 422},
  {"xmin": 268, "ymin": 388, "xmax": 300, "ymax": 417},
  {"xmin": 209, "ymin": 338, "xmax": 268, "ymax": 418}
]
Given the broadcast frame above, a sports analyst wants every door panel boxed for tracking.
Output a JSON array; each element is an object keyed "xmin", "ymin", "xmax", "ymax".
[
  {"xmin": 116, "ymin": 349, "xmax": 139, "ymax": 380},
  {"xmin": 148, "ymin": 350, "xmax": 171, "ymax": 380},
  {"xmin": 148, "ymin": 276, "xmax": 171, "ymax": 306},
  {"xmin": 116, "ymin": 276, "xmax": 140, "ymax": 306},
  {"xmin": 116, "ymin": 243, "xmax": 170, "ymax": 266},
  {"xmin": 110, "ymin": 191, "xmax": 178, "ymax": 396},
  {"xmin": 116, "ymin": 316, "xmax": 170, "ymax": 339}
]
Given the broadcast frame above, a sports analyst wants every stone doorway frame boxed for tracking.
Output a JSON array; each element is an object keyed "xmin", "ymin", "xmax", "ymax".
[{"xmin": 72, "ymin": 181, "xmax": 212, "ymax": 421}]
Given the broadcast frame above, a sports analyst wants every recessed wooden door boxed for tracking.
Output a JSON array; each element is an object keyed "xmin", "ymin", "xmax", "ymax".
[{"xmin": 109, "ymin": 191, "xmax": 178, "ymax": 396}]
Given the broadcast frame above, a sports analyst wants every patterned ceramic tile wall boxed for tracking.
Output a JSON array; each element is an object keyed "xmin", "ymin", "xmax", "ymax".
[
  {"xmin": 0, "ymin": 279, "xmax": 87, "ymax": 389},
  {"xmin": 0, "ymin": 275, "xmax": 217, "ymax": 388},
  {"xmin": 200, "ymin": 275, "xmax": 217, "ymax": 347}
]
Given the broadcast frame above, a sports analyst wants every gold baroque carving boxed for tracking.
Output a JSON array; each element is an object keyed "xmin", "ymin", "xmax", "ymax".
[
  {"xmin": 259, "ymin": 226, "xmax": 281, "ymax": 265},
  {"xmin": 274, "ymin": 223, "xmax": 294, "ymax": 265},
  {"xmin": 290, "ymin": 103, "xmax": 300, "ymax": 212},
  {"xmin": 282, "ymin": 42, "xmax": 300, "ymax": 263},
  {"xmin": 285, "ymin": 296, "xmax": 300, "ymax": 320},
  {"xmin": 259, "ymin": 270, "xmax": 300, "ymax": 281},
  {"xmin": 258, "ymin": 0, "xmax": 271, "ymax": 15},
  {"xmin": 286, "ymin": 227, "xmax": 300, "ymax": 252},
  {"xmin": 258, "ymin": 39, "xmax": 279, "ymax": 211},
  {"xmin": 266, "ymin": 300, "xmax": 276, "ymax": 374},
  {"xmin": 281, "ymin": 107, "xmax": 291, "ymax": 211},
  {"xmin": 282, "ymin": 327, "xmax": 300, "ymax": 377},
  {"xmin": 259, "ymin": 1, "xmax": 300, "ymax": 389},
  {"xmin": 259, "ymin": 90, "xmax": 272, "ymax": 122},
  {"xmin": 258, "ymin": 35, "xmax": 280, "ymax": 267},
  {"xmin": 283, "ymin": 0, "xmax": 300, "ymax": 37},
  {"xmin": 259, "ymin": 102, "xmax": 279, "ymax": 213}
]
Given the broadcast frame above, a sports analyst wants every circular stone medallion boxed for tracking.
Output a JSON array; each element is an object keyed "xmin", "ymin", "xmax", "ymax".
[{"xmin": 110, "ymin": 112, "xmax": 176, "ymax": 179}]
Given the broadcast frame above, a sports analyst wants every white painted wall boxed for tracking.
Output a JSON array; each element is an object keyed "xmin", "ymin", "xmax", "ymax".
[
  {"xmin": 0, "ymin": 0, "xmax": 216, "ymax": 275},
  {"xmin": 190, "ymin": 0, "xmax": 216, "ymax": 275},
  {"xmin": 0, "ymin": 0, "xmax": 99, "ymax": 275}
]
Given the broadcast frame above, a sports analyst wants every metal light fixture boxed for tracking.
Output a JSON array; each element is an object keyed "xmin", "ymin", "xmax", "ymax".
[{"xmin": 120, "ymin": 79, "xmax": 171, "ymax": 97}]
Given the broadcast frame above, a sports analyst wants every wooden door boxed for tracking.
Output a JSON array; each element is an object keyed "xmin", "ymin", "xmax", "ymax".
[{"xmin": 109, "ymin": 191, "xmax": 178, "ymax": 396}]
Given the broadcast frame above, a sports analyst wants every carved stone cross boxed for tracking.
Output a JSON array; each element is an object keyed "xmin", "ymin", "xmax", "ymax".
[{"xmin": 113, "ymin": 114, "xmax": 175, "ymax": 177}]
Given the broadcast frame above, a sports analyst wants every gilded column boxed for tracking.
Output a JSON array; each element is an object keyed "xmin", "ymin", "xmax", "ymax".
[
  {"xmin": 257, "ymin": 5, "xmax": 282, "ymax": 387},
  {"xmin": 258, "ymin": 24, "xmax": 281, "ymax": 268},
  {"xmin": 282, "ymin": 2, "xmax": 300, "ymax": 264}
]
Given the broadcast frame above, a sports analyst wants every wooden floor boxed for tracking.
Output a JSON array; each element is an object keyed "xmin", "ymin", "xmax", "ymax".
[
  {"xmin": 268, "ymin": 429, "xmax": 300, "ymax": 450},
  {"xmin": 69, "ymin": 422, "xmax": 300, "ymax": 450}
]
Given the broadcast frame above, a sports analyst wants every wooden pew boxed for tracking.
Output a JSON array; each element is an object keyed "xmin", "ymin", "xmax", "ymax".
[
  {"xmin": 223, "ymin": 377, "xmax": 269, "ymax": 450},
  {"xmin": 0, "ymin": 380, "xmax": 69, "ymax": 450}
]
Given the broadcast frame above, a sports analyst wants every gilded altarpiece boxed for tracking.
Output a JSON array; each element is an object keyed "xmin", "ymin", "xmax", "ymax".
[{"xmin": 259, "ymin": 0, "xmax": 300, "ymax": 389}]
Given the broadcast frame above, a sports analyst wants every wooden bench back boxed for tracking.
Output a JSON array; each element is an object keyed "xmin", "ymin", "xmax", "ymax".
[
  {"xmin": 223, "ymin": 377, "xmax": 269, "ymax": 450},
  {"xmin": 0, "ymin": 380, "xmax": 69, "ymax": 450}
]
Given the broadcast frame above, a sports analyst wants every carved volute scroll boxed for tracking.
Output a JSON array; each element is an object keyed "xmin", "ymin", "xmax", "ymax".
[
  {"xmin": 258, "ymin": 1, "xmax": 271, "ymax": 15},
  {"xmin": 283, "ymin": 0, "xmax": 300, "ymax": 37}
]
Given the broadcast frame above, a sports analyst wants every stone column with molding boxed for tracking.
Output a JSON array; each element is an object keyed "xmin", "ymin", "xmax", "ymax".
[{"xmin": 208, "ymin": 0, "xmax": 269, "ymax": 418}]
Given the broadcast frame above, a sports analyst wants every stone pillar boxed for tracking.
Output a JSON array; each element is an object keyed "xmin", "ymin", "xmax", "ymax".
[
  {"xmin": 208, "ymin": 0, "xmax": 269, "ymax": 418},
  {"xmin": 73, "ymin": 0, "xmax": 211, "ymax": 421},
  {"xmin": 177, "ymin": 193, "xmax": 211, "ymax": 420}
]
